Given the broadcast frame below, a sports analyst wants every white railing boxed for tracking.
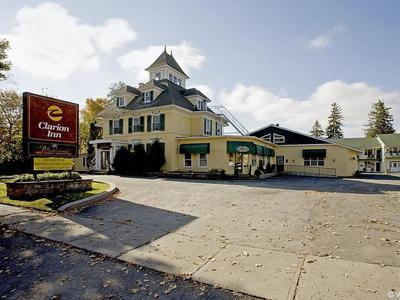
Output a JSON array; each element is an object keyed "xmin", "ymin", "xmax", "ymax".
[{"xmin": 209, "ymin": 105, "xmax": 249, "ymax": 136}]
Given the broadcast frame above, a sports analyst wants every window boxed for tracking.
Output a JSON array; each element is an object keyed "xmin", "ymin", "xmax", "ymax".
[
  {"xmin": 113, "ymin": 119, "xmax": 123, "ymax": 134},
  {"xmin": 173, "ymin": 76, "xmax": 177, "ymax": 83},
  {"xmin": 184, "ymin": 153, "xmax": 192, "ymax": 167},
  {"xmin": 133, "ymin": 117, "xmax": 144, "ymax": 132},
  {"xmin": 262, "ymin": 133, "xmax": 271, "ymax": 142},
  {"xmin": 177, "ymin": 78, "xmax": 182, "ymax": 86},
  {"xmin": 155, "ymin": 72, "xmax": 161, "ymax": 80},
  {"xmin": 144, "ymin": 91, "xmax": 153, "ymax": 103},
  {"xmin": 116, "ymin": 97, "xmax": 125, "ymax": 107},
  {"xmin": 304, "ymin": 157, "xmax": 324, "ymax": 167},
  {"xmin": 169, "ymin": 74, "xmax": 173, "ymax": 81},
  {"xmin": 132, "ymin": 139, "xmax": 142, "ymax": 146},
  {"xmin": 273, "ymin": 133, "xmax": 285, "ymax": 144},
  {"xmin": 152, "ymin": 115, "xmax": 161, "ymax": 131},
  {"xmin": 216, "ymin": 122, "xmax": 223, "ymax": 136},
  {"xmin": 204, "ymin": 118, "xmax": 212, "ymax": 135},
  {"xmin": 197, "ymin": 100, "xmax": 205, "ymax": 111},
  {"xmin": 199, "ymin": 153, "xmax": 208, "ymax": 168}
]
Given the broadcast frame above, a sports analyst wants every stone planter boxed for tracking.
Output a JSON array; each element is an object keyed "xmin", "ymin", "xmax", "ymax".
[{"xmin": 6, "ymin": 179, "xmax": 93, "ymax": 200}]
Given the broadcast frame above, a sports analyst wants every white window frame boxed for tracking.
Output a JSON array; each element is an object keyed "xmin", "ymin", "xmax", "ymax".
[
  {"xmin": 273, "ymin": 133, "xmax": 285, "ymax": 144},
  {"xmin": 144, "ymin": 91, "xmax": 153, "ymax": 103},
  {"xmin": 198, "ymin": 153, "xmax": 208, "ymax": 168},
  {"xmin": 177, "ymin": 78, "xmax": 182, "ymax": 86},
  {"xmin": 184, "ymin": 153, "xmax": 192, "ymax": 167},
  {"xmin": 205, "ymin": 118, "xmax": 212, "ymax": 135},
  {"xmin": 197, "ymin": 100, "xmax": 205, "ymax": 111},
  {"xmin": 113, "ymin": 120, "xmax": 122, "ymax": 134},
  {"xmin": 304, "ymin": 157, "xmax": 325, "ymax": 167},
  {"xmin": 132, "ymin": 139, "xmax": 142, "ymax": 146},
  {"xmin": 155, "ymin": 72, "xmax": 161, "ymax": 80},
  {"xmin": 152, "ymin": 114, "xmax": 161, "ymax": 131},
  {"xmin": 216, "ymin": 122, "xmax": 223, "ymax": 136},
  {"xmin": 262, "ymin": 133, "xmax": 272, "ymax": 142},
  {"xmin": 116, "ymin": 96, "xmax": 125, "ymax": 107},
  {"xmin": 133, "ymin": 117, "xmax": 143, "ymax": 132}
]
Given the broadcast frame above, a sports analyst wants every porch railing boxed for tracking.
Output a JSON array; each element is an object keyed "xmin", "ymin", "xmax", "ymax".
[{"xmin": 283, "ymin": 165, "xmax": 336, "ymax": 177}]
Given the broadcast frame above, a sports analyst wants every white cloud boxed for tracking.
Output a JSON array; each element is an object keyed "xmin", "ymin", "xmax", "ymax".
[
  {"xmin": 118, "ymin": 41, "xmax": 206, "ymax": 82},
  {"xmin": 219, "ymin": 81, "xmax": 400, "ymax": 137},
  {"xmin": 2, "ymin": 2, "xmax": 136, "ymax": 80},
  {"xmin": 307, "ymin": 35, "xmax": 332, "ymax": 49}
]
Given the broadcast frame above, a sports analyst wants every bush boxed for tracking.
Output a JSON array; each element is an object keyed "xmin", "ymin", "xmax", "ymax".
[
  {"xmin": 146, "ymin": 140, "xmax": 166, "ymax": 172},
  {"xmin": 132, "ymin": 143, "xmax": 146, "ymax": 174},
  {"xmin": 14, "ymin": 172, "xmax": 81, "ymax": 182},
  {"xmin": 0, "ymin": 158, "xmax": 31, "ymax": 175},
  {"xmin": 254, "ymin": 169, "xmax": 262, "ymax": 178},
  {"xmin": 112, "ymin": 147, "xmax": 133, "ymax": 175}
]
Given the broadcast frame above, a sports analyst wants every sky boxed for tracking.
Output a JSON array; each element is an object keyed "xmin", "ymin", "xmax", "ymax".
[{"xmin": 1, "ymin": 0, "xmax": 400, "ymax": 137}]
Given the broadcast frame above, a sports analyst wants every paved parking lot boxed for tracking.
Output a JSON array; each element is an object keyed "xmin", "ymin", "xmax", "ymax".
[{"xmin": 1, "ymin": 175, "xmax": 399, "ymax": 299}]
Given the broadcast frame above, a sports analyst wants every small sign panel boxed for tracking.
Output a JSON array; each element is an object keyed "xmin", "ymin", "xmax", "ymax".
[
  {"xmin": 23, "ymin": 92, "xmax": 79, "ymax": 157},
  {"xmin": 33, "ymin": 157, "xmax": 73, "ymax": 171}
]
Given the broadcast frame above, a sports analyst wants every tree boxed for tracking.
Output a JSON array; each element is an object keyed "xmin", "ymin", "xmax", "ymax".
[
  {"xmin": 364, "ymin": 99, "xmax": 395, "ymax": 137},
  {"xmin": 0, "ymin": 90, "xmax": 22, "ymax": 161},
  {"xmin": 0, "ymin": 39, "xmax": 12, "ymax": 80},
  {"xmin": 310, "ymin": 120, "xmax": 325, "ymax": 138},
  {"xmin": 146, "ymin": 140, "xmax": 166, "ymax": 172},
  {"xmin": 107, "ymin": 81, "xmax": 126, "ymax": 103},
  {"xmin": 79, "ymin": 98, "xmax": 108, "ymax": 154},
  {"xmin": 326, "ymin": 102, "xmax": 344, "ymax": 139}
]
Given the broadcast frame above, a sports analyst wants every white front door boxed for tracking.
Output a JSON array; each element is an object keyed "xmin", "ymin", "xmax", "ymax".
[{"xmin": 389, "ymin": 161, "xmax": 400, "ymax": 173}]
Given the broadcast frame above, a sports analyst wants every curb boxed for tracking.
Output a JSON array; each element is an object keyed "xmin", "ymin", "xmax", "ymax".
[{"xmin": 57, "ymin": 181, "xmax": 117, "ymax": 212}]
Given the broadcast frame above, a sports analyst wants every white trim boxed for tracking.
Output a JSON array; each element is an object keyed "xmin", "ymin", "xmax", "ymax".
[
  {"xmin": 183, "ymin": 153, "xmax": 192, "ymax": 168},
  {"xmin": 278, "ymin": 143, "xmax": 361, "ymax": 152},
  {"xmin": 198, "ymin": 153, "xmax": 208, "ymax": 168},
  {"xmin": 248, "ymin": 124, "xmax": 361, "ymax": 152}
]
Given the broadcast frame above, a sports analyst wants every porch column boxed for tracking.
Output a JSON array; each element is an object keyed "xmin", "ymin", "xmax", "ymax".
[{"xmin": 95, "ymin": 147, "xmax": 100, "ymax": 170}]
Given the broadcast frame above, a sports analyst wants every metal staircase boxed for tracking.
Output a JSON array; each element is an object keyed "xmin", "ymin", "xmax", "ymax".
[{"xmin": 209, "ymin": 105, "xmax": 249, "ymax": 136}]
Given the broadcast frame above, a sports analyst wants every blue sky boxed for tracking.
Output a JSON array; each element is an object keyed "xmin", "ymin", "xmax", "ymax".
[{"xmin": 1, "ymin": 0, "xmax": 400, "ymax": 136}]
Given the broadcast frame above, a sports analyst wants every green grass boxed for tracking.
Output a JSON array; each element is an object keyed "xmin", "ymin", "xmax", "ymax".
[{"xmin": 0, "ymin": 180, "xmax": 109, "ymax": 211}]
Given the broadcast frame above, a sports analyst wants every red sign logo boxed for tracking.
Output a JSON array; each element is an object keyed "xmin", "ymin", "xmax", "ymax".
[{"xmin": 27, "ymin": 94, "xmax": 78, "ymax": 144}]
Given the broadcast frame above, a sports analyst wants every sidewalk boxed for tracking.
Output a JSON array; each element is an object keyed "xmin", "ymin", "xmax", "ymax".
[{"xmin": 1, "ymin": 204, "xmax": 398, "ymax": 299}]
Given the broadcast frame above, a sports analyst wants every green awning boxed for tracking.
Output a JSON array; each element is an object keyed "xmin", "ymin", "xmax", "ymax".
[
  {"xmin": 179, "ymin": 143, "xmax": 210, "ymax": 154},
  {"xmin": 263, "ymin": 146, "xmax": 275, "ymax": 157},
  {"xmin": 302, "ymin": 149, "xmax": 326, "ymax": 158},
  {"xmin": 227, "ymin": 141, "xmax": 256, "ymax": 154},
  {"xmin": 256, "ymin": 144, "xmax": 264, "ymax": 155}
]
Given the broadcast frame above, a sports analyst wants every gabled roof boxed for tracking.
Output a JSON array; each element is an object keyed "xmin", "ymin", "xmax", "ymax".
[
  {"xmin": 184, "ymin": 88, "xmax": 210, "ymax": 101},
  {"xmin": 145, "ymin": 49, "xmax": 189, "ymax": 78},
  {"xmin": 97, "ymin": 80, "xmax": 221, "ymax": 118},
  {"xmin": 249, "ymin": 124, "xmax": 361, "ymax": 152},
  {"xmin": 330, "ymin": 137, "xmax": 381, "ymax": 149},
  {"xmin": 377, "ymin": 133, "xmax": 400, "ymax": 147}
]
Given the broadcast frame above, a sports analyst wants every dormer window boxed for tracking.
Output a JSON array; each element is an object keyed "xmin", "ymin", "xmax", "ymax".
[
  {"xmin": 144, "ymin": 91, "xmax": 154, "ymax": 103},
  {"xmin": 177, "ymin": 78, "xmax": 182, "ymax": 86},
  {"xmin": 155, "ymin": 72, "xmax": 161, "ymax": 80},
  {"xmin": 197, "ymin": 100, "xmax": 206, "ymax": 111},
  {"xmin": 273, "ymin": 133, "xmax": 285, "ymax": 144},
  {"xmin": 116, "ymin": 97, "xmax": 125, "ymax": 107}
]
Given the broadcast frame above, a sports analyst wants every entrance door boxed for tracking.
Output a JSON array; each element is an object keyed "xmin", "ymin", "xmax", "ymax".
[
  {"xmin": 376, "ymin": 162, "xmax": 381, "ymax": 172},
  {"xmin": 100, "ymin": 150, "xmax": 110, "ymax": 170},
  {"xmin": 234, "ymin": 153, "xmax": 243, "ymax": 174},
  {"xmin": 276, "ymin": 156, "xmax": 284, "ymax": 172}
]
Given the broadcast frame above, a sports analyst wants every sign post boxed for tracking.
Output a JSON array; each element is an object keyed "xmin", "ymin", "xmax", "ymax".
[{"xmin": 22, "ymin": 92, "xmax": 79, "ymax": 175}]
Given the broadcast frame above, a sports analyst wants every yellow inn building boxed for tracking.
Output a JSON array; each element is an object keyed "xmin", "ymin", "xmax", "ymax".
[{"xmin": 88, "ymin": 49, "xmax": 360, "ymax": 177}]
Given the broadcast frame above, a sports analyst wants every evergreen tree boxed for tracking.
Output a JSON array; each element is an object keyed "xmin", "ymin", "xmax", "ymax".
[
  {"xmin": 364, "ymin": 99, "xmax": 395, "ymax": 137},
  {"xmin": 310, "ymin": 120, "xmax": 325, "ymax": 137},
  {"xmin": 325, "ymin": 102, "xmax": 344, "ymax": 139}
]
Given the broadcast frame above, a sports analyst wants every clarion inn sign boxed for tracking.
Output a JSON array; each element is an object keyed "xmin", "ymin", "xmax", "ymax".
[{"xmin": 23, "ymin": 92, "xmax": 79, "ymax": 158}]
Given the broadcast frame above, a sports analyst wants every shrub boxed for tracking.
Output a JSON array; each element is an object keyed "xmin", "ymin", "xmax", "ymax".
[
  {"xmin": 113, "ymin": 147, "xmax": 133, "ymax": 174},
  {"xmin": 132, "ymin": 143, "xmax": 146, "ymax": 174},
  {"xmin": 254, "ymin": 169, "xmax": 262, "ymax": 178},
  {"xmin": 0, "ymin": 158, "xmax": 31, "ymax": 175},
  {"xmin": 14, "ymin": 172, "xmax": 81, "ymax": 182},
  {"xmin": 146, "ymin": 140, "xmax": 166, "ymax": 172}
]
